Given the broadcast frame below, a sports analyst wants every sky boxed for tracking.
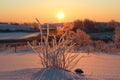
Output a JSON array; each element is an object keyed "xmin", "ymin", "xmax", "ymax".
[{"xmin": 0, "ymin": 0, "xmax": 120, "ymax": 23}]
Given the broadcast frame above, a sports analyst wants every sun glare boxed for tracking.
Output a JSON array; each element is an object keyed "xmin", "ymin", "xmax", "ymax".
[{"xmin": 57, "ymin": 12, "xmax": 64, "ymax": 20}]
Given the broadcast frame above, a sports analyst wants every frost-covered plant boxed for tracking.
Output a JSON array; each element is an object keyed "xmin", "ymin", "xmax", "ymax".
[
  {"xmin": 67, "ymin": 29, "xmax": 92, "ymax": 53},
  {"xmin": 94, "ymin": 40, "xmax": 109, "ymax": 52},
  {"xmin": 28, "ymin": 19, "xmax": 83, "ymax": 70},
  {"xmin": 68, "ymin": 29, "xmax": 91, "ymax": 46}
]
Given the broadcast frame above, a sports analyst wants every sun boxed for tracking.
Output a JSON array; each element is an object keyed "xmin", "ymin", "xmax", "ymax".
[{"xmin": 57, "ymin": 11, "xmax": 64, "ymax": 20}]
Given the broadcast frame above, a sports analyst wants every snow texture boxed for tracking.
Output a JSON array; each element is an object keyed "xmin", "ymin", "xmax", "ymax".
[
  {"xmin": 0, "ymin": 32, "xmax": 39, "ymax": 40},
  {"xmin": 0, "ymin": 50, "xmax": 120, "ymax": 80},
  {"xmin": 0, "ymin": 24, "xmax": 34, "ymax": 31}
]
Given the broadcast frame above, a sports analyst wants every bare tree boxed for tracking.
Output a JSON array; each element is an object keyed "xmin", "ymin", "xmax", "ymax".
[
  {"xmin": 83, "ymin": 19, "xmax": 97, "ymax": 32},
  {"xmin": 72, "ymin": 20, "xmax": 83, "ymax": 32},
  {"xmin": 68, "ymin": 29, "xmax": 91, "ymax": 46}
]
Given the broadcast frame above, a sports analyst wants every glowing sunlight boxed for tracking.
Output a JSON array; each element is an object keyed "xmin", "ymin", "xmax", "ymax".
[{"xmin": 57, "ymin": 11, "xmax": 64, "ymax": 20}]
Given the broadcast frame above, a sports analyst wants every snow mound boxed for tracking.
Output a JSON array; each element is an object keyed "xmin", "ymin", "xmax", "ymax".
[{"xmin": 32, "ymin": 68, "xmax": 96, "ymax": 80}]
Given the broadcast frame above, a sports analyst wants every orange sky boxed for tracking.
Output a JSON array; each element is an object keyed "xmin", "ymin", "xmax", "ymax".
[{"xmin": 0, "ymin": 0, "xmax": 120, "ymax": 23}]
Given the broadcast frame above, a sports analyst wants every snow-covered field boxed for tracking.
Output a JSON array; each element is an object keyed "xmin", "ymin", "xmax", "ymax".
[
  {"xmin": 0, "ymin": 30, "xmax": 120, "ymax": 80},
  {"xmin": 0, "ymin": 49, "xmax": 120, "ymax": 80},
  {"xmin": 89, "ymin": 32, "xmax": 114, "ymax": 40},
  {"xmin": 0, "ymin": 32, "xmax": 39, "ymax": 40},
  {"xmin": 0, "ymin": 24, "xmax": 35, "ymax": 31}
]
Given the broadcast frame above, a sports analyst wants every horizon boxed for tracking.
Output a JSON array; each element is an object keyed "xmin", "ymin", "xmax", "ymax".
[{"xmin": 0, "ymin": 0, "xmax": 120, "ymax": 23}]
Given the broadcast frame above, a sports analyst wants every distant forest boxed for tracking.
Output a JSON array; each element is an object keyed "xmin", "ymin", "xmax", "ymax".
[
  {"xmin": 71, "ymin": 19, "xmax": 120, "ymax": 33},
  {"xmin": 0, "ymin": 19, "xmax": 120, "ymax": 33}
]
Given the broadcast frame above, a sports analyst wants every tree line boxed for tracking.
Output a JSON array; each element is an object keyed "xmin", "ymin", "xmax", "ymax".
[{"xmin": 71, "ymin": 19, "xmax": 120, "ymax": 33}]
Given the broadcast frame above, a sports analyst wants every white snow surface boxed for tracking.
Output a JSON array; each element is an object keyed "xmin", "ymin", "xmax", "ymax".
[
  {"xmin": 0, "ymin": 50, "xmax": 120, "ymax": 80},
  {"xmin": 0, "ymin": 24, "xmax": 34, "ymax": 31},
  {"xmin": 0, "ymin": 32, "xmax": 39, "ymax": 40}
]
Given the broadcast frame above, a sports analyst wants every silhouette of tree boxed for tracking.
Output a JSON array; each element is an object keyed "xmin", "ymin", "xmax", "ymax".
[
  {"xmin": 32, "ymin": 22, "xmax": 39, "ymax": 30},
  {"xmin": 107, "ymin": 20, "xmax": 119, "ymax": 30},
  {"xmin": 83, "ymin": 19, "xmax": 96, "ymax": 32},
  {"xmin": 72, "ymin": 20, "xmax": 83, "ymax": 32}
]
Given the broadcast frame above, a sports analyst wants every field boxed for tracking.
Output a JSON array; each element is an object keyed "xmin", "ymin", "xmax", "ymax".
[
  {"xmin": 0, "ymin": 49, "xmax": 120, "ymax": 80},
  {"xmin": 0, "ymin": 0, "xmax": 120, "ymax": 79},
  {"xmin": 0, "ymin": 26, "xmax": 120, "ymax": 80}
]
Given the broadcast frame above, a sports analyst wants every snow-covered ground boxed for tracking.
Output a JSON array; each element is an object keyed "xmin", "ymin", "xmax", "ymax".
[
  {"xmin": 0, "ymin": 24, "xmax": 35, "ymax": 31},
  {"xmin": 0, "ymin": 31, "xmax": 119, "ymax": 80},
  {"xmin": 89, "ymin": 32, "xmax": 114, "ymax": 40},
  {"xmin": 0, "ymin": 49, "xmax": 120, "ymax": 80},
  {"xmin": 0, "ymin": 32, "xmax": 39, "ymax": 40}
]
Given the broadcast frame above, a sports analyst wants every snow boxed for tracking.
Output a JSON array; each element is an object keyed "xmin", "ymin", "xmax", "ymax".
[
  {"xmin": 0, "ymin": 52, "xmax": 41, "ymax": 72},
  {"xmin": 0, "ymin": 24, "xmax": 35, "ymax": 31},
  {"xmin": 89, "ymin": 32, "xmax": 114, "ymax": 40},
  {"xmin": 0, "ymin": 32, "xmax": 39, "ymax": 40},
  {"xmin": 0, "ymin": 49, "xmax": 120, "ymax": 80}
]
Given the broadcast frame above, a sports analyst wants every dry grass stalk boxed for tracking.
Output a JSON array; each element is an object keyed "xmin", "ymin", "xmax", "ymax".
[{"xmin": 28, "ymin": 19, "xmax": 83, "ymax": 70}]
